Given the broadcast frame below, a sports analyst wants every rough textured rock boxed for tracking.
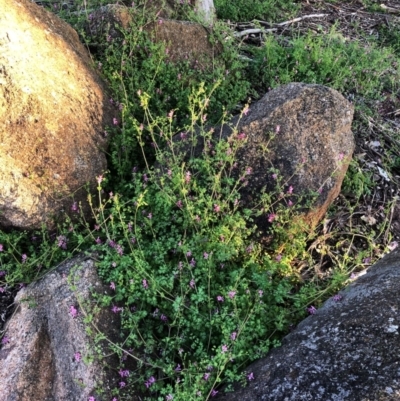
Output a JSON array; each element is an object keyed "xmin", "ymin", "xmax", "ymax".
[
  {"xmin": 222, "ymin": 83, "xmax": 355, "ymax": 231},
  {"xmin": 0, "ymin": 0, "xmax": 117, "ymax": 230},
  {"xmin": 86, "ymin": 4, "xmax": 220, "ymax": 65},
  {"xmin": 0, "ymin": 254, "xmax": 123, "ymax": 401},
  {"xmin": 216, "ymin": 248, "xmax": 400, "ymax": 401}
]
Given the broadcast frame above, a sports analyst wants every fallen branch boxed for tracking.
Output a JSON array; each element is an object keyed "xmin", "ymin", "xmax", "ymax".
[
  {"xmin": 380, "ymin": 4, "xmax": 400, "ymax": 14},
  {"xmin": 233, "ymin": 14, "xmax": 328, "ymax": 38},
  {"xmin": 234, "ymin": 28, "xmax": 277, "ymax": 38},
  {"xmin": 274, "ymin": 13, "xmax": 328, "ymax": 27}
]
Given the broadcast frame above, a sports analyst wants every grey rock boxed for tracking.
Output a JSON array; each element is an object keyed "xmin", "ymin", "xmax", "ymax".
[
  {"xmin": 0, "ymin": 254, "xmax": 122, "ymax": 401},
  {"xmin": 223, "ymin": 83, "xmax": 355, "ymax": 231},
  {"xmin": 216, "ymin": 248, "xmax": 400, "ymax": 401}
]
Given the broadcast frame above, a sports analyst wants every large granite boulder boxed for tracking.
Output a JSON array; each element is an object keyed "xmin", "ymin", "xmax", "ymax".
[
  {"xmin": 0, "ymin": 0, "xmax": 117, "ymax": 230},
  {"xmin": 86, "ymin": 4, "xmax": 220, "ymax": 65},
  {"xmin": 221, "ymin": 83, "xmax": 355, "ymax": 231},
  {"xmin": 0, "ymin": 254, "xmax": 126, "ymax": 401},
  {"xmin": 216, "ymin": 248, "xmax": 400, "ymax": 401}
]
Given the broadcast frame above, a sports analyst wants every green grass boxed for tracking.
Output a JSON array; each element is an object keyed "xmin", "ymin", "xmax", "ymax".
[{"xmin": 214, "ymin": 0, "xmax": 299, "ymax": 22}]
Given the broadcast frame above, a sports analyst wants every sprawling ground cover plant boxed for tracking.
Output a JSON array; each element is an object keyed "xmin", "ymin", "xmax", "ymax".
[{"xmin": 85, "ymin": 85, "xmax": 347, "ymax": 400}]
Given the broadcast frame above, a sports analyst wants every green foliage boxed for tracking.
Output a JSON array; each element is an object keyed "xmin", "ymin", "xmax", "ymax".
[
  {"xmin": 377, "ymin": 22, "xmax": 400, "ymax": 57},
  {"xmin": 79, "ymin": 7, "xmax": 251, "ymax": 182},
  {"xmin": 248, "ymin": 28, "xmax": 400, "ymax": 98},
  {"xmin": 81, "ymin": 88, "xmax": 346, "ymax": 400},
  {"xmin": 214, "ymin": 0, "xmax": 299, "ymax": 23},
  {"xmin": 342, "ymin": 159, "xmax": 374, "ymax": 199}
]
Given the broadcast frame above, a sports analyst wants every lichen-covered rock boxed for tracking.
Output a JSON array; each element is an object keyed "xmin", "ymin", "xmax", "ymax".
[
  {"xmin": 222, "ymin": 83, "xmax": 355, "ymax": 231},
  {"xmin": 0, "ymin": 0, "xmax": 117, "ymax": 230},
  {"xmin": 216, "ymin": 248, "xmax": 400, "ymax": 401},
  {"xmin": 0, "ymin": 254, "xmax": 125, "ymax": 401}
]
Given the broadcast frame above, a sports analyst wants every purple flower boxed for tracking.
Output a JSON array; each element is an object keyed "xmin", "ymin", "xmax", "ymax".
[
  {"xmin": 190, "ymin": 279, "xmax": 195, "ymax": 289},
  {"xmin": 113, "ymin": 118, "xmax": 119, "ymax": 126},
  {"xmin": 217, "ymin": 296, "xmax": 224, "ymax": 302},
  {"xmin": 275, "ymin": 125, "xmax": 280, "ymax": 133},
  {"xmin": 176, "ymin": 200, "xmax": 183, "ymax": 209},
  {"xmin": 88, "ymin": 397, "xmax": 96, "ymax": 401},
  {"xmin": 288, "ymin": 200, "xmax": 294, "ymax": 207},
  {"xmin": 186, "ymin": 250, "xmax": 192, "ymax": 257},
  {"xmin": 96, "ymin": 175, "xmax": 103, "ymax": 185},
  {"xmin": 228, "ymin": 291, "xmax": 236, "ymax": 299},
  {"xmin": 119, "ymin": 381, "xmax": 126, "ymax": 388},
  {"xmin": 21, "ymin": 254, "xmax": 27, "ymax": 263},
  {"xmin": 95, "ymin": 237, "xmax": 102, "ymax": 244},
  {"xmin": 203, "ymin": 252, "xmax": 209, "ymax": 259},
  {"xmin": 338, "ymin": 152, "xmax": 344, "ymax": 161},
  {"xmin": 160, "ymin": 314, "xmax": 167, "ymax": 322},
  {"xmin": 203, "ymin": 373, "xmax": 210, "ymax": 381},
  {"xmin": 247, "ymin": 372, "xmax": 254, "ymax": 381},
  {"xmin": 221, "ymin": 345, "xmax": 228, "ymax": 353},
  {"xmin": 57, "ymin": 235, "xmax": 67, "ymax": 250},
  {"xmin": 166, "ymin": 395, "xmax": 173, "ymax": 401},
  {"xmin": 175, "ymin": 364, "xmax": 181, "ymax": 371},
  {"xmin": 116, "ymin": 244, "xmax": 124, "ymax": 256},
  {"xmin": 189, "ymin": 258, "xmax": 196, "ymax": 267},
  {"xmin": 287, "ymin": 185, "xmax": 293, "ymax": 194},
  {"xmin": 110, "ymin": 282, "xmax": 116, "ymax": 290},
  {"xmin": 307, "ymin": 305, "xmax": 317, "ymax": 315},
  {"xmin": 142, "ymin": 279, "xmax": 148, "ymax": 289},
  {"xmin": 69, "ymin": 305, "xmax": 78, "ymax": 318},
  {"xmin": 275, "ymin": 254, "xmax": 282, "ymax": 261},
  {"xmin": 333, "ymin": 294, "xmax": 342, "ymax": 302},
  {"xmin": 74, "ymin": 352, "xmax": 81, "ymax": 362},
  {"xmin": 237, "ymin": 132, "xmax": 246, "ymax": 140},
  {"xmin": 0, "ymin": 271, "xmax": 5, "ymax": 277},
  {"xmin": 211, "ymin": 389, "xmax": 218, "ymax": 397},
  {"xmin": 147, "ymin": 213, "xmax": 152, "ymax": 219},
  {"xmin": 268, "ymin": 213, "xmax": 276, "ymax": 223},
  {"xmin": 1, "ymin": 336, "xmax": 9, "ymax": 345},
  {"xmin": 0, "ymin": 244, "xmax": 3, "ymax": 252},
  {"xmin": 119, "ymin": 369, "xmax": 130, "ymax": 377},
  {"xmin": 71, "ymin": 201, "xmax": 79, "ymax": 212},
  {"xmin": 185, "ymin": 171, "xmax": 191, "ymax": 183},
  {"xmin": 0, "ymin": 287, "xmax": 5, "ymax": 293},
  {"xmin": 145, "ymin": 376, "xmax": 156, "ymax": 388},
  {"xmin": 112, "ymin": 305, "xmax": 123, "ymax": 313},
  {"xmin": 213, "ymin": 204, "xmax": 221, "ymax": 213},
  {"xmin": 230, "ymin": 331, "xmax": 237, "ymax": 341}
]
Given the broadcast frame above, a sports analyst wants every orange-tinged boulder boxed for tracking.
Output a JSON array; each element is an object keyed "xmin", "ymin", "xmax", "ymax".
[{"xmin": 0, "ymin": 0, "xmax": 117, "ymax": 229}]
